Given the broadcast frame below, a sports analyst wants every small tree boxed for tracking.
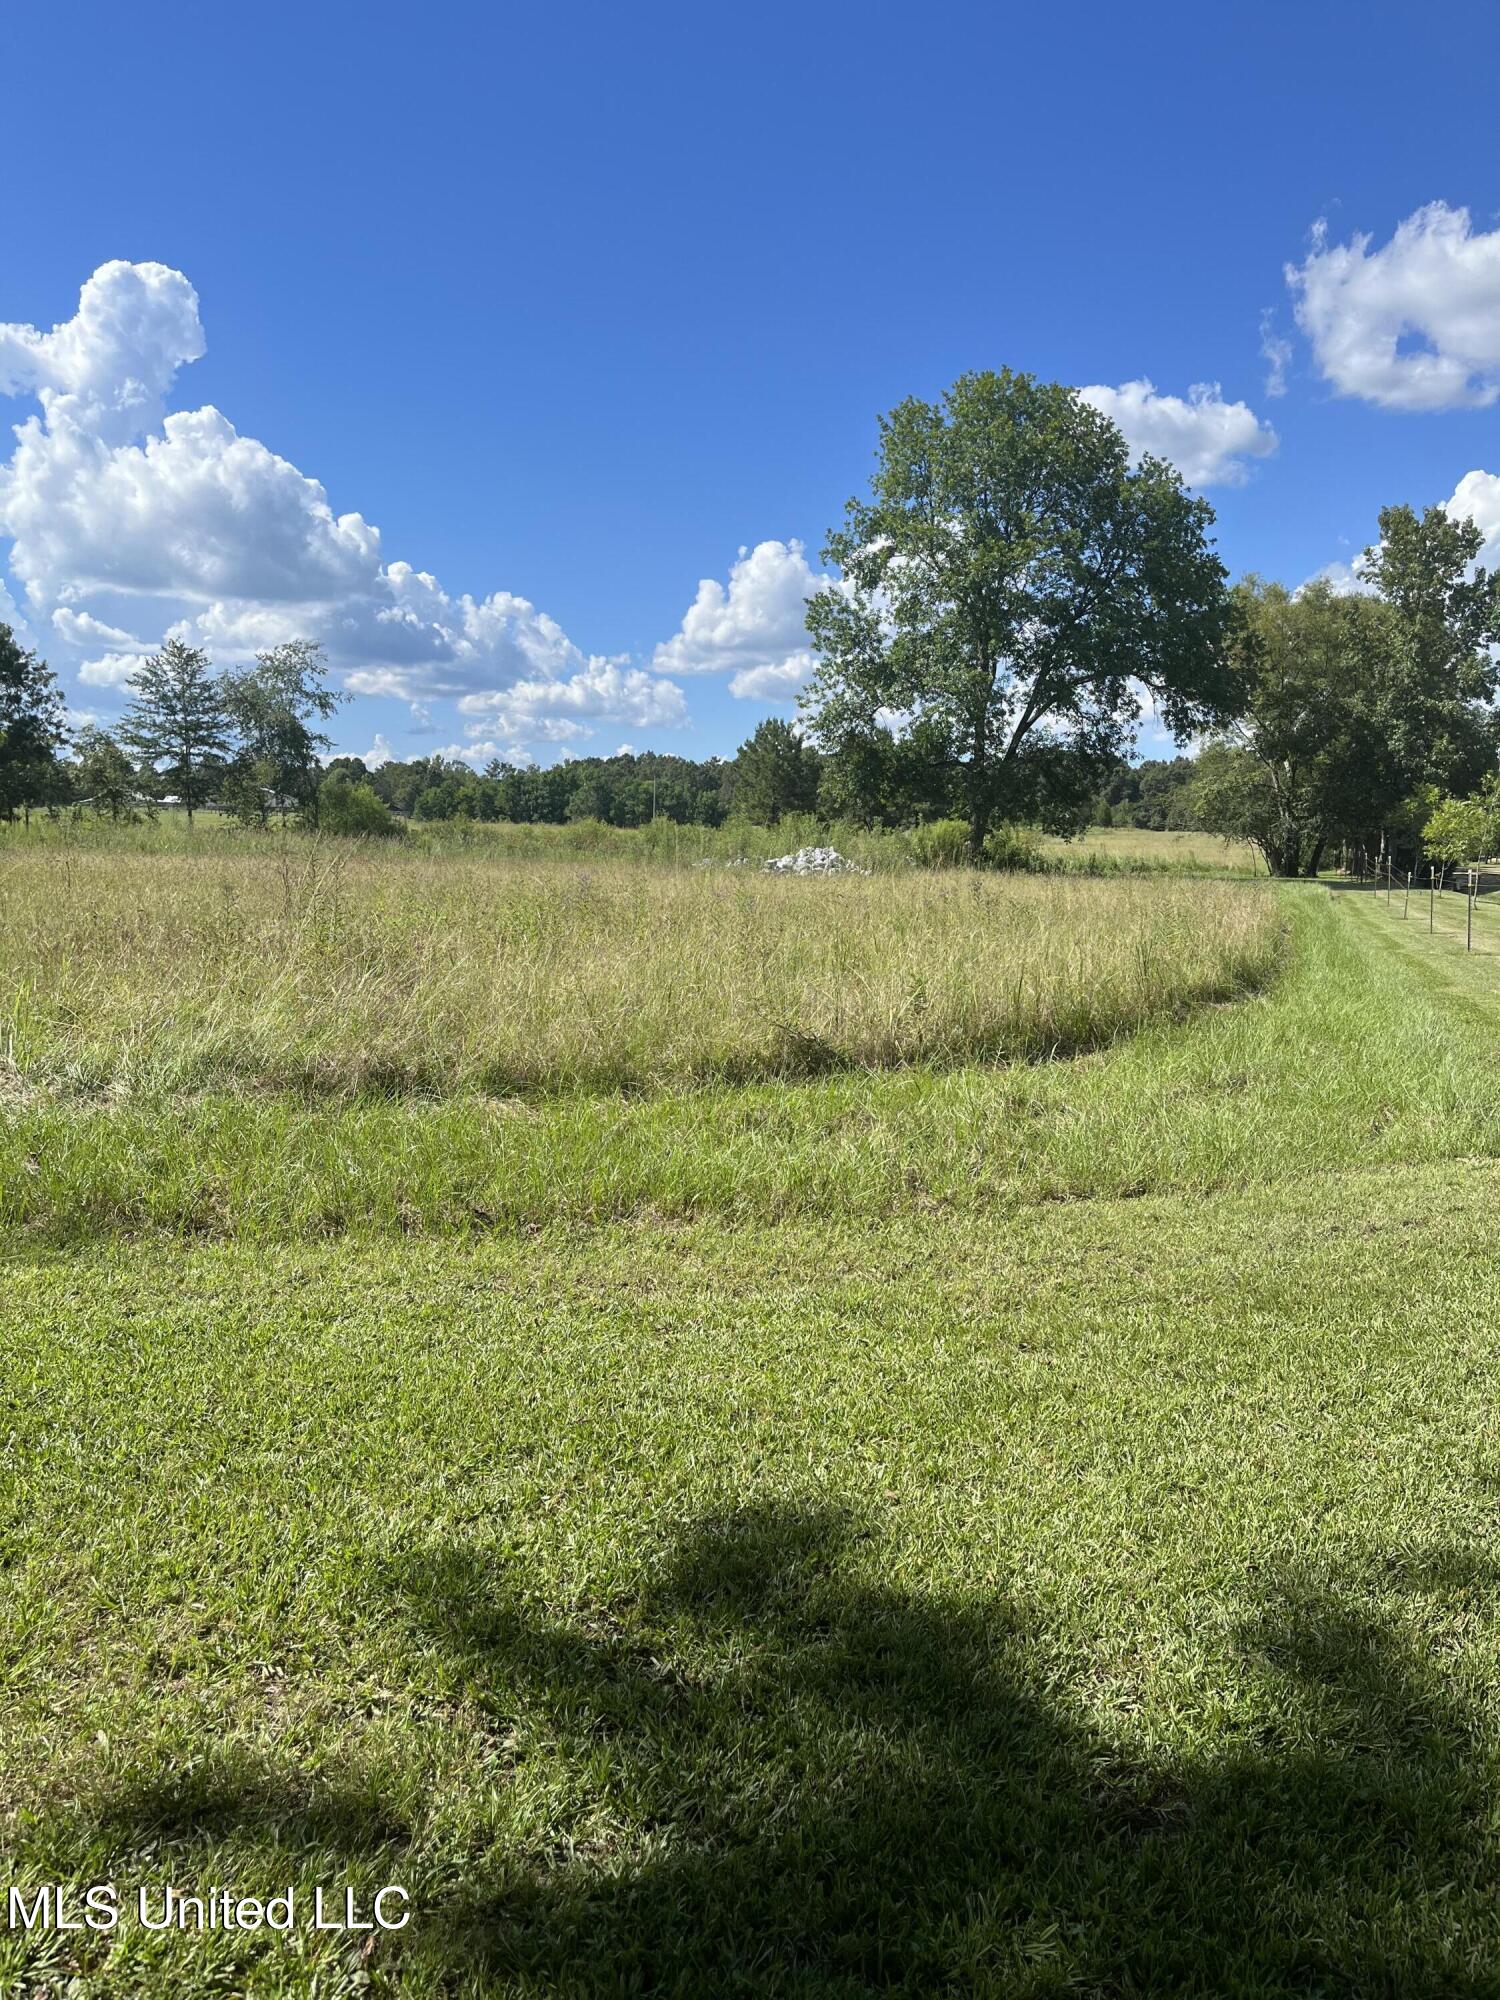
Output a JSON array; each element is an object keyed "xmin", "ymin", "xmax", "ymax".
[
  {"xmin": 120, "ymin": 639, "xmax": 231, "ymax": 822},
  {"xmin": 733, "ymin": 719, "xmax": 821, "ymax": 826},
  {"xmin": 1423, "ymin": 790, "xmax": 1500, "ymax": 869},
  {"xmin": 318, "ymin": 773, "xmax": 402, "ymax": 838},
  {"xmin": 73, "ymin": 728, "xmax": 149, "ymax": 823},
  {"xmin": 803, "ymin": 370, "xmax": 1239, "ymax": 857},
  {"xmin": 0, "ymin": 623, "xmax": 69, "ymax": 823},
  {"xmin": 221, "ymin": 640, "xmax": 343, "ymax": 825}
]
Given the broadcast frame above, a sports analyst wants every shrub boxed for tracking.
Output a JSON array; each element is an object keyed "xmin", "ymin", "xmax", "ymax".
[
  {"xmin": 981, "ymin": 823, "xmax": 1042, "ymax": 871},
  {"xmin": 906, "ymin": 819, "xmax": 972, "ymax": 868},
  {"xmin": 318, "ymin": 776, "xmax": 403, "ymax": 839}
]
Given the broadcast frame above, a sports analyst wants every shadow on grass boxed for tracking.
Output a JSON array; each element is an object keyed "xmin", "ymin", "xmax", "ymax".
[{"xmin": 62, "ymin": 1505, "xmax": 1500, "ymax": 1995}]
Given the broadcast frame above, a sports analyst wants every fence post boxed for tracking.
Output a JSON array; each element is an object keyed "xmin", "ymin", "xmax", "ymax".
[
  {"xmin": 1387, "ymin": 859, "xmax": 1393, "ymax": 904},
  {"xmin": 1403, "ymin": 869, "xmax": 1411, "ymax": 918},
  {"xmin": 1430, "ymin": 867, "xmax": 1435, "ymax": 934},
  {"xmin": 1469, "ymin": 868, "xmax": 1477, "ymax": 951}
]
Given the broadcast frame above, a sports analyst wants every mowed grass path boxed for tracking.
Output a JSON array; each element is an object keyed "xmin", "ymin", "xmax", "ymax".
[{"xmin": 8, "ymin": 883, "xmax": 1500, "ymax": 1992}]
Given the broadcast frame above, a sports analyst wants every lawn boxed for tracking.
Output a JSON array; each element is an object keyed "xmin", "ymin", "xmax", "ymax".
[{"xmin": 5, "ymin": 866, "xmax": 1500, "ymax": 1994}]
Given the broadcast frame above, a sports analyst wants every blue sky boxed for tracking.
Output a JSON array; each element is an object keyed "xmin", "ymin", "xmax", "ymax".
[{"xmin": 4, "ymin": 0, "xmax": 1500, "ymax": 766}]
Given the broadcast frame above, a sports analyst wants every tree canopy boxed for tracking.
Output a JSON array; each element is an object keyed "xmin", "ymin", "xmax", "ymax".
[
  {"xmin": 802, "ymin": 370, "xmax": 1239, "ymax": 854},
  {"xmin": 1195, "ymin": 510, "xmax": 1500, "ymax": 876},
  {"xmin": 0, "ymin": 623, "xmax": 68, "ymax": 822}
]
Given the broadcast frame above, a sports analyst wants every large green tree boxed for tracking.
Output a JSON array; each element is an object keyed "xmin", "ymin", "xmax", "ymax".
[
  {"xmin": 1193, "ymin": 580, "xmax": 1398, "ymax": 877},
  {"xmin": 1363, "ymin": 503, "xmax": 1500, "ymax": 806},
  {"xmin": 0, "ymin": 623, "xmax": 68, "ymax": 822},
  {"xmin": 802, "ymin": 371, "xmax": 1239, "ymax": 856},
  {"xmin": 221, "ymin": 639, "xmax": 343, "ymax": 825},
  {"xmin": 120, "ymin": 638, "xmax": 231, "ymax": 822}
]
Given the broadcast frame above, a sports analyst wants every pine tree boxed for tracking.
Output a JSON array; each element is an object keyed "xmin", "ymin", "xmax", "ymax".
[
  {"xmin": 119, "ymin": 639, "xmax": 231, "ymax": 822},
  {"xmin": 732, "ymin": 719, "xmax": 822, "ymax": 826}
]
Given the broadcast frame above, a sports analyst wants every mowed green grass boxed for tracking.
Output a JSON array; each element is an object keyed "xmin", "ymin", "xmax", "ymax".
[{"xmin": 7, "ymin": 879, "xmax": 1500, "ymax": 1992}]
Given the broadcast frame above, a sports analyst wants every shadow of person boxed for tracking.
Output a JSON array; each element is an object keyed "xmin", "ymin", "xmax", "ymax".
[{"xmin": 69, "ymin": 1507, "xmax": 1500, "ymax": 1995}]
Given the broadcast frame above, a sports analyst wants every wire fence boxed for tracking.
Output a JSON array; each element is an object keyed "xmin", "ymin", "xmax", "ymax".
[{"xmin": 1351, "ymin": 858, "xmax": 1500, "ymax": 953}]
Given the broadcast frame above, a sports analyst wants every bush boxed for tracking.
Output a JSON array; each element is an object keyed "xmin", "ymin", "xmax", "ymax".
[
  {"xmin": 906, "ymin": 819, "xmax": 972, "ymax": 868},
  {"xmin": 317, "ymin": 776, "xmax": 403, "ymax": 839},
  {"xmin": 981, "ymin": 823, "xmax": 1042, "ymax": 871}
]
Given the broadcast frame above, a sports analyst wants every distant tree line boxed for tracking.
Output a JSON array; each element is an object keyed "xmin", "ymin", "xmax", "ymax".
[
  {"xmin": 1091, "ymin": 758, "xmax": 1203, "ymax": 832},
  {"xmin": 326, "ymin": 749, "xmax": 737, "ymax": 828}
]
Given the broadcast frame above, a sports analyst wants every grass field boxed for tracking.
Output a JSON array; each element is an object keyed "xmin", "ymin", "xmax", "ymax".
[
  {"xmin": 1036, "ymin": 823, "xmax": 1261, "ymax": 873},
  {"xmin": 6, "ymin": 854, "xmax": 1500, "ymax": 1994},
  {"xmin": 0, "ymin": 810, "xmax": 1262, "ymax": 877},
  {"xmin": 0, "ymin": 845, "xmax": 1279, "ymax": 1102}
]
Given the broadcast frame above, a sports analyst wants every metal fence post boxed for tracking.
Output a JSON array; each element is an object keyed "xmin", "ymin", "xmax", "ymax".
[
  {"xmin": 1469, "ymin": 868, "xmax": 1477, "ymax": 951},
  {"xmin": 1430, "ymin": 867, "xmax": 1435, "ymax": 934},
  {"xmin": 1403, "ymin": 869, "xmax": 1411, "ymax": 918}
]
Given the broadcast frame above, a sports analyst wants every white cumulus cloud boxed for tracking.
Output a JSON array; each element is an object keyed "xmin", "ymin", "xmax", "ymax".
[
  {"xmin": 653, "ymin": 539, "xmax": 833, "ymax": 682},
  {"xmin": 78, "ymin": 649, "xmax": 153, "ymax": 687},
  {"xmin": 1259, "ymin": 311, "xmax": 1292, "ymax": 398},
  {"xmin": 1447, "ymin": 468, "xmax": 1500, "ymax": 567},
  {"xmin": 0, "ymin": 575, "xmax": 27, "ymax": 636},
  {"xmin": 729, "ymin": 656, "xmax": 814, "ymax": 703},
  {"xmin": 1287, "ymin": 203, "xmax": 1500, "ymax": 411},
  {"xmin": 1077, "ymin": 380, "xmax": 1278, "ymax": 487},
  {"xmin": 457, "ymin": 659, "xmax": 688, "ymax": 740},
  {"xmin": 51, "ymin": 607, "xmax": 142, "ymax": 649},
  {"xmin": 0, "ymin": 262, "xmax": 689, "ymax": 752}
]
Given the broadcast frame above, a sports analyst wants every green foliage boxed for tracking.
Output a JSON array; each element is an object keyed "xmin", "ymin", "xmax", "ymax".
[
  {"xmin": 1422, "ymin": 789, "xmax": 1500, "ymax": 866},
  {"xmin": 0, "ymin": 623, "xmax": 68, "ymax": 821},
  {"xmin": 1199, "ymin": 515, "xmax": 1500, "ymax": 878},
  {"xmin": 70, "ymin": 727, "xmax": 149, "ymax": 823},
  {"xmin": 340, "ymin": 749, "xmax": 732, "ymax": 828},
  {"xmin": 731, "ymin": 718, "xmax": 821, "ymax": 825},
  {"xmin": 316, "ymin": 772, "xmax": 403, "ymax": 838},
  {"xmin": 220, "ymin": 640, "xmax": 342, "ymax": 824},
  {"xmin": 1095, "ymin": 756, "xmax": 1203, "ymax": 831},
  {"xmin": 218, "ymin": 754, "xmax": 279, "ymax": 828},
  {"xmin": 803, "ymin": 369, "xmax": 1238, "ymax": 853},
  {"xmin": 980, "ymin": 822, "xmax": 1044, "ymax": 870},
  {"xmin": 904, "ymin": 818, "xmax": 972, "ymax": 867},
  {"xmin": 119, "ymin": 638, "xmax": 231, "ymax": 821}
]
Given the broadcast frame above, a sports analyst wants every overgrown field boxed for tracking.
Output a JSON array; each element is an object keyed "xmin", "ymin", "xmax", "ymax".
[
  {"xmin": 0, "ymin": 844, "xmax": 1279, "ymax": 1102},
  {"xmin": 7, "ymin": 853, "xmax": 1500, "ymax": 1995},
  {"xmin": 0, "ymin": 809, "xmax": 1262, "ymax": 875}
]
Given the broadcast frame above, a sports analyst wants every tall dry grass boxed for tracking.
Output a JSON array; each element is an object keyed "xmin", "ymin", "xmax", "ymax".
[{"xmin": 1, "ymin": 841, "xmax": 1283, "ymax": 1100}]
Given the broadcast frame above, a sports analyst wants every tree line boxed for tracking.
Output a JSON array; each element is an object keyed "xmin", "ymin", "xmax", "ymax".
[{"xmin": 4, "ymin": 369, "xmax": 1499, "ymax": 870}]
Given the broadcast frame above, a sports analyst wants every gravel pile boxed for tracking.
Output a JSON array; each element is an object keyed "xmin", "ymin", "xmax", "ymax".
[{"xmin": 761, "ymin": 846, "xmax": 869, "ymax": 876}]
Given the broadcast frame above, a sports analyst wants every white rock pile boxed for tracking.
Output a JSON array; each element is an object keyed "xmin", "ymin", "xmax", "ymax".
[{"xmin": 761, "ymin": 846, "xmax": 869, "ymax": 876}]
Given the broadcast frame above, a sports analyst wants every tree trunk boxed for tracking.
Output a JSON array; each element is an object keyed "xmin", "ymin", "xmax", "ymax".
[
  {"xmin": 966, "ymin": 705, "xmax": 990, "ymax": 864},
  {"xmin": 967, "ymin": 802, "xmax": 990, "ymax": 864}
]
